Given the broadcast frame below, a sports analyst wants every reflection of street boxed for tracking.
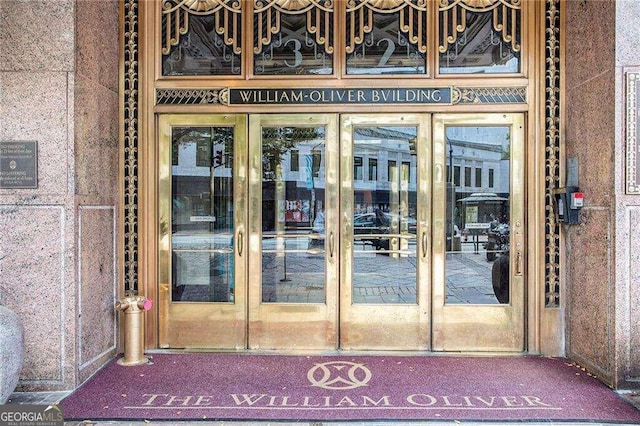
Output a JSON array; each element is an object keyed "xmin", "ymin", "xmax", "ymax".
[
  {"xmin": 171, "ymin": 232, "xmax": 501, "ymax": 305},
  {"xmin": 261, "ymin": 236, "xmax": 501, "ymax": 305},
  {"xmin": 446, "ymin": 252, "xmax": 496, "ymax": 304},
  {"xmin": 446, "ymin": 238, "xmax": 500, "ymax": 305}
]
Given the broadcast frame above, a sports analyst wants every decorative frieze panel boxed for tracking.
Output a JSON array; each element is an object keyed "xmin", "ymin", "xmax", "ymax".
[{"xmin": 156, "ymin": 86, "xmax": 526, "ymax": 105}]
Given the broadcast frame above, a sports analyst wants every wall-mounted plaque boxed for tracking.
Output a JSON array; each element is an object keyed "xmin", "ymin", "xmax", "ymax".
[
  {"xmin": 627, "ymin": 71, "xmax": 640, "ymax": 194},
  {"xmin": 0, "ymin": 141, "xmax": 38, "ymax": 189}
]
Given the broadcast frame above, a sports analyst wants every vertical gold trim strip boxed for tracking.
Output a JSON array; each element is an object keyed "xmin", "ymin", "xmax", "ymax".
[
  {"xmin": 122, "ymin": 0, "xmax": 139, "ymax": 295},
  {"xmin": 544, "ymin": 0, "xmax": 561, "ymax": 308}
]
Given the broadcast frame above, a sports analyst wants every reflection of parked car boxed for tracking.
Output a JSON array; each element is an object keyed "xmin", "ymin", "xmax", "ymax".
[
  {"xmin": 384, "ymin": 212, "xmax": 417, "ymax": 234},
  {"xmin": 353, "ymin": 210, "xmax": 416, "ymax": 250},
  {"xmin": 354, "ymin": 211, "xmax": 388, "ymax": 249}
]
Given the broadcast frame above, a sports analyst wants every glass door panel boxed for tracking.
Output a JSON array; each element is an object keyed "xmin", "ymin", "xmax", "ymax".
[
  {"xmin": 432, "ymin": 113, "xmax": 525, "ymax": 351},
  {"xmin": 248, "ymin": 114, "xmax": 339, "ymax": 350},
  {"xmin": 159, "ymin": 114, "xmax": 248, "ymax": 349},
  {"xmin": 340, "ymin": 114, "xmax": 431, "ymax": 350}
]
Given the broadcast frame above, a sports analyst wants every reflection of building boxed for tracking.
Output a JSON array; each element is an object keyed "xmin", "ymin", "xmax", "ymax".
[
  {"xmin": 447, "ymin": 127, "xmax": 510, "ymax": 197},
  {"xmin": 446, "ymin": 127, "xmax": 511, "ymax": 229},
  {"xmin": 172, "ymin": 141, "xmax": 233, "ymax": 231}
]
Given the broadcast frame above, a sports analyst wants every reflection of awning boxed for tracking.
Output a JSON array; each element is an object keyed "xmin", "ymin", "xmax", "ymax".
[{"xmin": 458, "ymin": 193, "xmax": 508, "ymax": 203}]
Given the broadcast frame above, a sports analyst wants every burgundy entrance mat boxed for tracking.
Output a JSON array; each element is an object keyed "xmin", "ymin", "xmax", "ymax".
[{"xmin": 60, "ymin": 354, "xmax": 640, "ymax": 422}]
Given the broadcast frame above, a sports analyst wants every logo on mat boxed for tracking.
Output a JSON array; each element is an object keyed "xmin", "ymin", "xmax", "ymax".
[{"xmin": 307, "ymin": 361, "xmax": 372, "ymax": 390}]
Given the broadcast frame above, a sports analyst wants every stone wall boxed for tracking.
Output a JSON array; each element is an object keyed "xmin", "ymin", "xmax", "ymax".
[
  {"xmin": 565, "ymin": 0, "xmax": 640, "ymax": 389},
  {"xmin": 0, "ymin": 0, "xmax": 119, "ymax": 391},
  {"xmin": 614, "ymin": 1, "xmax": 640, "ymax": 389}
]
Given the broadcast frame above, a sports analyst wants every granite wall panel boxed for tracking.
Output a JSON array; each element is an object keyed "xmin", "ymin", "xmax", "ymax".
[
  {"xmin": 78, "ymin": 207, "xmax": 116, "ymax": 370},
  {"xmin": 73, "ymin": 0, "xmax": 120, "ymax": 384},
  {"xmin": 0, "ymin": 0, "xmax": 75, "ymax": 72},
  {"xmin": 76, "ymin": 0, "xmax": 119, "ymax": 93},
  {"xmin": 0, "ymin": 72, "xmax": 70, "ymax": 196},
  {"xmin": 74, "ymin": 76, "xmax": 119, "ymax": 198},
  {"xmin": 0, "ymin": 206, "xmax": 66, "ymax": 384},
  {"xmin": 629, "ymin": 207, "xmax": 640, "ymax": 379},
  {"xmin": 567, "ymin": 208, "xmax": 614, "ymax": 376},
  {"xmin": 564, "ymin": 0, "xmax": 617, "ymax": 385}
]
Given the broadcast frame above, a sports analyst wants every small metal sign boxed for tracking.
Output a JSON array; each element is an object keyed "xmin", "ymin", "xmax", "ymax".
[
  {"xmin": 0, "ymin": 141, "xmax": 38, "ymax": 189},
  {"xmin": 627, "ymin": 71, "xmax": 640, "ymax": 194}
]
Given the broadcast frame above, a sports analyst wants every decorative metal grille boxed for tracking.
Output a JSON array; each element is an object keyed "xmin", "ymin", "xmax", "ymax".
[
  {"xmin": 544, "ymin": 0, "xmax": 561, "ymax": 307},
  {"xmin": 161, "ymin": 0, "xmax": 242, "ymax": 75},
  {"xmin": 438, "ymin": 0, "xmax": 521, "ymax": 54},
  {"xmin": 627, "ymin": 72, "xmax": 639, "ymax": 194},
  {"xmin": 345, "ymin": 0, "xmax": 429, "ymax": 55},
  {"xmin": 452, "ymin": 87, "xmax": 526, "ymax": 104},
  {"xmin": 123, "ymin": 0, "xmax": 139, "ymax": 293},
  {"xmin": 156, "ymin": 88, "xmax": 226, "ymax": 105},
  {"xmin": 253, "ymin": 0, "xmax": 334, "ymax": 55},
  {"xmin": 161, "ymin": 0, "xmax": 242, "ymax": 56}
]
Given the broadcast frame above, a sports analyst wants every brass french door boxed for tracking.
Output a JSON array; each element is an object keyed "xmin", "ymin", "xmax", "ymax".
[
  {"xmin": 158, "ymin": 112, "xmax": 525, "ymax": 352},
  {"xmin": 339, "ymin": 114, "xmax": 431, "ymax": 350},
  {"xmin": 158, "ymin": 114, "xmax": 248, "ymax": 349},
  {"xmin": 247, "ymin": 114, "xmax": 339, "ymax": 350},
  {"xmin": 431, "ymin": 113, "xmax": 525, "ymax": 351}
]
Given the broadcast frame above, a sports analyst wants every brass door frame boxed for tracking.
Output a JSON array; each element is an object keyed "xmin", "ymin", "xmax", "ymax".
[
  {"xmin": 247, "ymin": 114, "xmax": 340, "ymax": 350},
  {"xmin": 157, "ymin": 112, "xmax": 526, "ymax": 351},
  {"xmin": 158, "ymin": 114, "xmax": 248, "ymax": 349},
  {"xmin": 339, "ymin": 113, "xmax": 432, "ymax": 350},
  {"xmin": 431, "ymin": 113, "xmax": 526, "ymax": 352}
]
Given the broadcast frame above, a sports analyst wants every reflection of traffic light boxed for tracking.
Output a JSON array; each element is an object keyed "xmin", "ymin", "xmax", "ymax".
[{"xmin": 213, "ymin": 150, "xmax": 223, "ymax": 166}]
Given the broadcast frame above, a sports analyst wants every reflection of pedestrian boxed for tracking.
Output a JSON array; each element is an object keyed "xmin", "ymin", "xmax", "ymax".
[
  {"xmin": 312, "ymin": 209, "xmax": 325, "ymax": 233},
  {"xmin": 492, "ymin": 252, "xmax": 510, "ymax": 303},
  {"xmin": 309, "ymin": 209, "xmax": 325, "ymax": 250}
]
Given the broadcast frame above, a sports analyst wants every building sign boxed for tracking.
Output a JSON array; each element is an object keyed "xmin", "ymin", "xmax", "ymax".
[
  {"xmin": 0, "ymin": 141, "xmax": 38, "ymax": 189},
  {"xmin": 156, "ymin": 86, "xmax": 528, "ymax": 106},
  {"xmin": 227, "ymin": 87, "xmax": 452, "ymax": 106},
  {"xmin": 627, "ymin": 71, "xmax": 640, "ymax": 194}
]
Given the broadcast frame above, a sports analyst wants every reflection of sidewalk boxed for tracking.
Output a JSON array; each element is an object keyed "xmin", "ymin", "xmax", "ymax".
[
  {"xmin": 261, "ymin": 245, "xmax": 500, "ymax": 305},
  {"xmin": 446, "ymin": 252, "xmax": 497, "ymax": 304}
]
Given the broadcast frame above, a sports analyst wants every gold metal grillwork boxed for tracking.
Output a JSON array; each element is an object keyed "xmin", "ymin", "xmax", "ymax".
[
  {"xmin": 253, "ymin": 0, "xmax": 334, "ymax": 55},
  {"xmin": 345, "ymin": 0, "xmax": 429, "ymax": 54},
  {"xmin": 161, "ymin": 0, "xmax": 242, "ymax": 55},
  {"xmin": 438, "ymin": 0, "xmax": 521, "ymax": 54}
]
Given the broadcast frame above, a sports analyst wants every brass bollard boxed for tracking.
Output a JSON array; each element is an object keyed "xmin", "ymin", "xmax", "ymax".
[{"xmin": 115, "ymin": 295, "xmax": 152, "ymax": 366}]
